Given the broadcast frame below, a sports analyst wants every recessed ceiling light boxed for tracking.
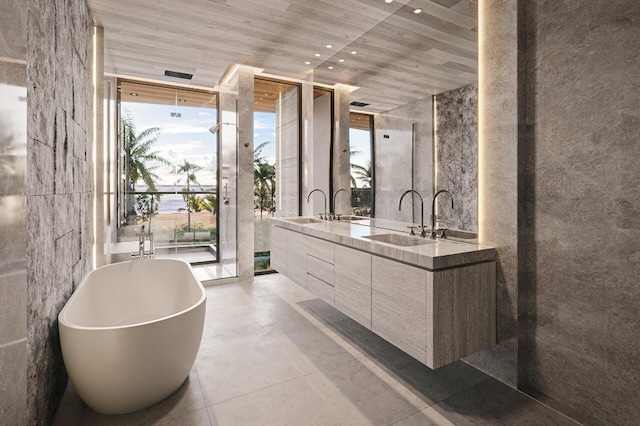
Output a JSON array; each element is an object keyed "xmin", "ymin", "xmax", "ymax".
[
  {"xmin": 305, "ymin": 61, "xmax": 311, "ymax": 65},
  {"xmin": 414, "ymin": 8, "xmax": 422, "ymax": 14},
  {"xmin": 326, "ymin": 44, "xmax": 333, "ymax": 48},
  {"xmin": 178, "ymin": 98, "xmax": 187, "ymax": 102},
  {"xmin": 339, "ymin": 59, "xmax": 345, "ymax": 63},
  {"xmin": 351, "ymin": 50, "xmax": 357, "ymax": 55},
  {"xmin": 130, "ymin": 92, "xmax": 138, "ymax": 96},
  {"xmin": 385, "ymin": 0, "xmax": 393, "ymax": 3},
  {"xmin": 328, "ymin": 66, "xmax": 334, "ymax": 70},
  {"xmin": 314, "ymin": 53, "xmax": 321, "ymax": 57}
]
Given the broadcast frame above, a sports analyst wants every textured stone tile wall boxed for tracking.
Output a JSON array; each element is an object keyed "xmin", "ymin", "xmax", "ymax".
[
  {"xmin": 435, "ymin": 84, "xmax": 478, "ymax": 232},
  {"xmin": 26, "ymin": 0, "xmax": 93, "ymax": 424},
  {"xmin": 519, "ymin": 1, "xmax": 640, "ymax": 424},
  {"xmin": 235, "ymin": 66, "xmax": 255, "ymax": 280}
]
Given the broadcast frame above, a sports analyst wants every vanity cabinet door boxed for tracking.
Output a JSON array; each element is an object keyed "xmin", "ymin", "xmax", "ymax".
[
  {"xmin": 306, "ymin": 236, "xmax": 334, "ymax": 264},
  {"xmin": 286, "ymin": 229, "xmax": 307, "ymax": 288},
  {"xmin": 372, "ymin": 256, "xmax": 427, "ymax": 362},
  {"xmin": 270, "ymin": 226, "xmax": 287, "ymax": 274},
  {"xmin": 334, "ymin": 245, "xmax": 372, "ymax": 329}
]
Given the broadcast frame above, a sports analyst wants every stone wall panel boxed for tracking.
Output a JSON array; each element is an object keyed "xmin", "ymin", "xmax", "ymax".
[
  {"xmin": 435, "ymin": 83, "xmax": 478, "ymax": 232},
  {"xmin": 26, "ymin": 0, "xmax": 93, "ymax": 423}
]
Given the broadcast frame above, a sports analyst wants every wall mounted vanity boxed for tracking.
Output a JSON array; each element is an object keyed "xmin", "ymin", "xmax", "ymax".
[{"xmin": 270, "ymin": 217, "xmax": 496, "ymax": 369}]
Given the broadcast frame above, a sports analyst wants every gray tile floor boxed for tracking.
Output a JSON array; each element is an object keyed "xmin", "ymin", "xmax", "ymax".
[{"xmin": 53, "ymin": 274, "xmax": 580, "ymax": 426}]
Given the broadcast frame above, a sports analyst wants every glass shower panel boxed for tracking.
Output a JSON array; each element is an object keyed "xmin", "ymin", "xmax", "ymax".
[{"xmin": 115, "ymin": 80, "xmax": 219, "ymax": 264}]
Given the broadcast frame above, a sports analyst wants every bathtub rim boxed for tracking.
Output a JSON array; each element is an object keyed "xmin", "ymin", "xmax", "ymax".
[{"xmin": 58, "ymin": 258, "xmax": 206, "ymax": 332}]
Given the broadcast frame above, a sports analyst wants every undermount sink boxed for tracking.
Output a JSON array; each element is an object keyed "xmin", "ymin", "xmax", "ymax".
[
  {"xmin": 362, "ymin": 233, "xmax": 435, "ymax": 247},
  {"xmin": 286, "ymin": 217, "xmax": 323, "ymax": 224}
]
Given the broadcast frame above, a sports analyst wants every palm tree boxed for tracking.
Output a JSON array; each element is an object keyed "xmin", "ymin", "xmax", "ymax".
[
  {"xmin": 122, "ymin": 113, "xmax": 168, "ymax": 192},
  {"xmin": 173, "ymin": 160, "xmax": 203, "ymax": 231},
  {"xmin": 351, "ymin": 161, "xmax": 372, "ymax": 188},
  {"xmin": 196, "ymin": 194, "xmax": 217, "ymax": 215},
  {"xmin": 254, "ymin": 141, "xmax": 276, "ymax": 217},
  {"xmin": 121, "ymin": 113, "xmax": 168, "ymax": 223}
]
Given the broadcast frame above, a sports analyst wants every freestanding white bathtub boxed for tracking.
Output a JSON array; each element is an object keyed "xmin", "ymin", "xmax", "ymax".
[{"xmin": 58, "ymin": 259, "xmax": 206, "ymax": 415}]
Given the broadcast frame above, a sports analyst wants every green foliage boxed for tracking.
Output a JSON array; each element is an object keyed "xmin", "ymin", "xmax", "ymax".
[
  {"xmin": 173, "ymin": 159, "xmax": 204, "ymax": 201},
  {"xmin": 121, "ymin": 112, "xmax": 169, "ymax": 192},
  {"xmin": 255, "ymin": 259, "xmax": 270, "ymax": 270},
  {"xmin": 254, "ymin": 141, "xmax": 276, "ymax": 213},
  {"xmin": 350, "ymin": 161, "xmax": 372, "ymax": 189},
  {"xmin": 135, "ymin": 194, "xmax": 159, "ymax": 226}
]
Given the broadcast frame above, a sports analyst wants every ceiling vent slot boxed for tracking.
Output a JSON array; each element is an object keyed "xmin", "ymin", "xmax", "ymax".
[
  {"xmin": 350, "ymin": 101, "xmax": 370, "ymax": 107},
  {"xmin": 164, "ymin": 70, "xmax": 193, "ymax": 80}
]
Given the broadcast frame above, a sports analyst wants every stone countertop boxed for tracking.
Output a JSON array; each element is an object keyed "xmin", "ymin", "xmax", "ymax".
[{"xmin": 271, "ymin": 217, "xmax": 495, "ymax": 271}]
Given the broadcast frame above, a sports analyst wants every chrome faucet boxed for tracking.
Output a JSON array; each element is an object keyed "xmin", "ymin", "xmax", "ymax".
[
  {"xmin": 430, "ymin": 190, "xmax": 454, "ymax": 239},
  {"xmin": 133, "ymin": 225, "xmax": 155, "ymax": 259},
  {"xmin": 399, "ymin": 190, "xmax": 426, "ymax": 237},
  {"xmin": 138, "ymin": 225, "xmax": 145, "ymax": 258},
  {"xmin": 307, "ymin": 189, "xmax": 328, "ymax": 220},
  {"xmin": 332, "ymin": 188, "xmax": 350, "ymax": 220}
]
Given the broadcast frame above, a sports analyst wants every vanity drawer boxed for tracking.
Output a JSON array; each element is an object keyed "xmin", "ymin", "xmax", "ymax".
[
  {"xmin": 306, "ymin": 273, "xmax": 334, "ymax": 306},
  {"xmin": 306, "ymin": 254, "xmax": 334, "ymax": 285},
  {"xmin": 306, "ymin": 236, "xmax": 335, "ymax": 264}
]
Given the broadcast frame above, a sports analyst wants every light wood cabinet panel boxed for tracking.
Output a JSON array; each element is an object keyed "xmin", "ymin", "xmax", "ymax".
[
  {"xmin": 335, "ymin": 245, "xmax": 372, "ymax": 329},
  {"xmin": 372, "ymin": 256, "xmax": 427, "ymax": 362},
  {"xmin": 306, "ymin": 273, "xmax": 334, "ymax": 306},
  {"xmin": 286, "ymin": 229, "xmax": 307, "ymax": 288},
  {"xmin": 272, "ymin": 223, "xmax": 496, "ymax": 370},
  {"xmin": 306, "ymin": 236, "xmax": 334, "ymax": 264},
  {"xmin": 306, "ymin": 254, "xmax": 334, "ymax": 285},
  {"xmin": 270, "ymin": 226, "xmax": 287, "ymax": 273},
  {"xmin": 427, "ymin": 261, "xmax": 496, "ymax": 368}
]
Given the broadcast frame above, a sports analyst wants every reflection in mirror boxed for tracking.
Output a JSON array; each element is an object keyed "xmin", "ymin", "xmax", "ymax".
[
  {"xmin": 373, "ymin": 98, "xmax": 433, "ymax": 225},
  {"xmin": 344, "ymin": 1, "xmax": 478, "ymax": 232},
  {"xmin": 349, "ymin": 112, "xmax": 373, "ymax": 217},
  {"xmin": 308, "ymin": 87, "xmax": 332, "ymax": 217}
]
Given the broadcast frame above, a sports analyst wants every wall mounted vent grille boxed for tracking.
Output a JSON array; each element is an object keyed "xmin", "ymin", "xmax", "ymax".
[{"xmin": 164, "ymin": 70, "xmax": 193, "ymax": 80}]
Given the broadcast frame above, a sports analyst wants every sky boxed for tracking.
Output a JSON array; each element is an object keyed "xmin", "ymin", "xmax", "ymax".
[
  {"xmin": 123, "ymin": 101, "xmax": 219, "ymax": 189},
  {"xmin": 123, "ymin": 101, "xmax": 372, "ymax": 190}
]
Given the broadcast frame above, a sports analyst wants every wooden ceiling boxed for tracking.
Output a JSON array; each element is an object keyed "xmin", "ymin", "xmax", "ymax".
[
  {"xmin": 88, "ymin": 0, "xmax": 477, "ymax": 113},
  {"xmin": 119, "ymin": 80, "xmax": 217, "ymax": 108}
]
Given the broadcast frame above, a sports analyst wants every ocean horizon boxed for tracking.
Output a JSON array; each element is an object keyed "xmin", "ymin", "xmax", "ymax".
[{"xmin": 132, "ymin": 185, "xmax": 218, "ymax": 213}]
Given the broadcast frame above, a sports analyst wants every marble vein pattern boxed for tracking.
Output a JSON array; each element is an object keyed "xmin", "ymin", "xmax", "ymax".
[{"xmin": 435, "ymin": 83, "xmax": 478, "ymax": 232}]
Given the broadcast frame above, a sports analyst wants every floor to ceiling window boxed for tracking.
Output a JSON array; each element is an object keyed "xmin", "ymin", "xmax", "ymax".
[
  {"xmin": 117, "ymin": 80, "xmax": 220, "ymax": 264},
  {"xmin": 253, "ymin": 78, "xmax": 301, "ymax": 273},
  {"xmin": 349, "ymin": 112, "xmax": 374, "ymax": 217}
]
